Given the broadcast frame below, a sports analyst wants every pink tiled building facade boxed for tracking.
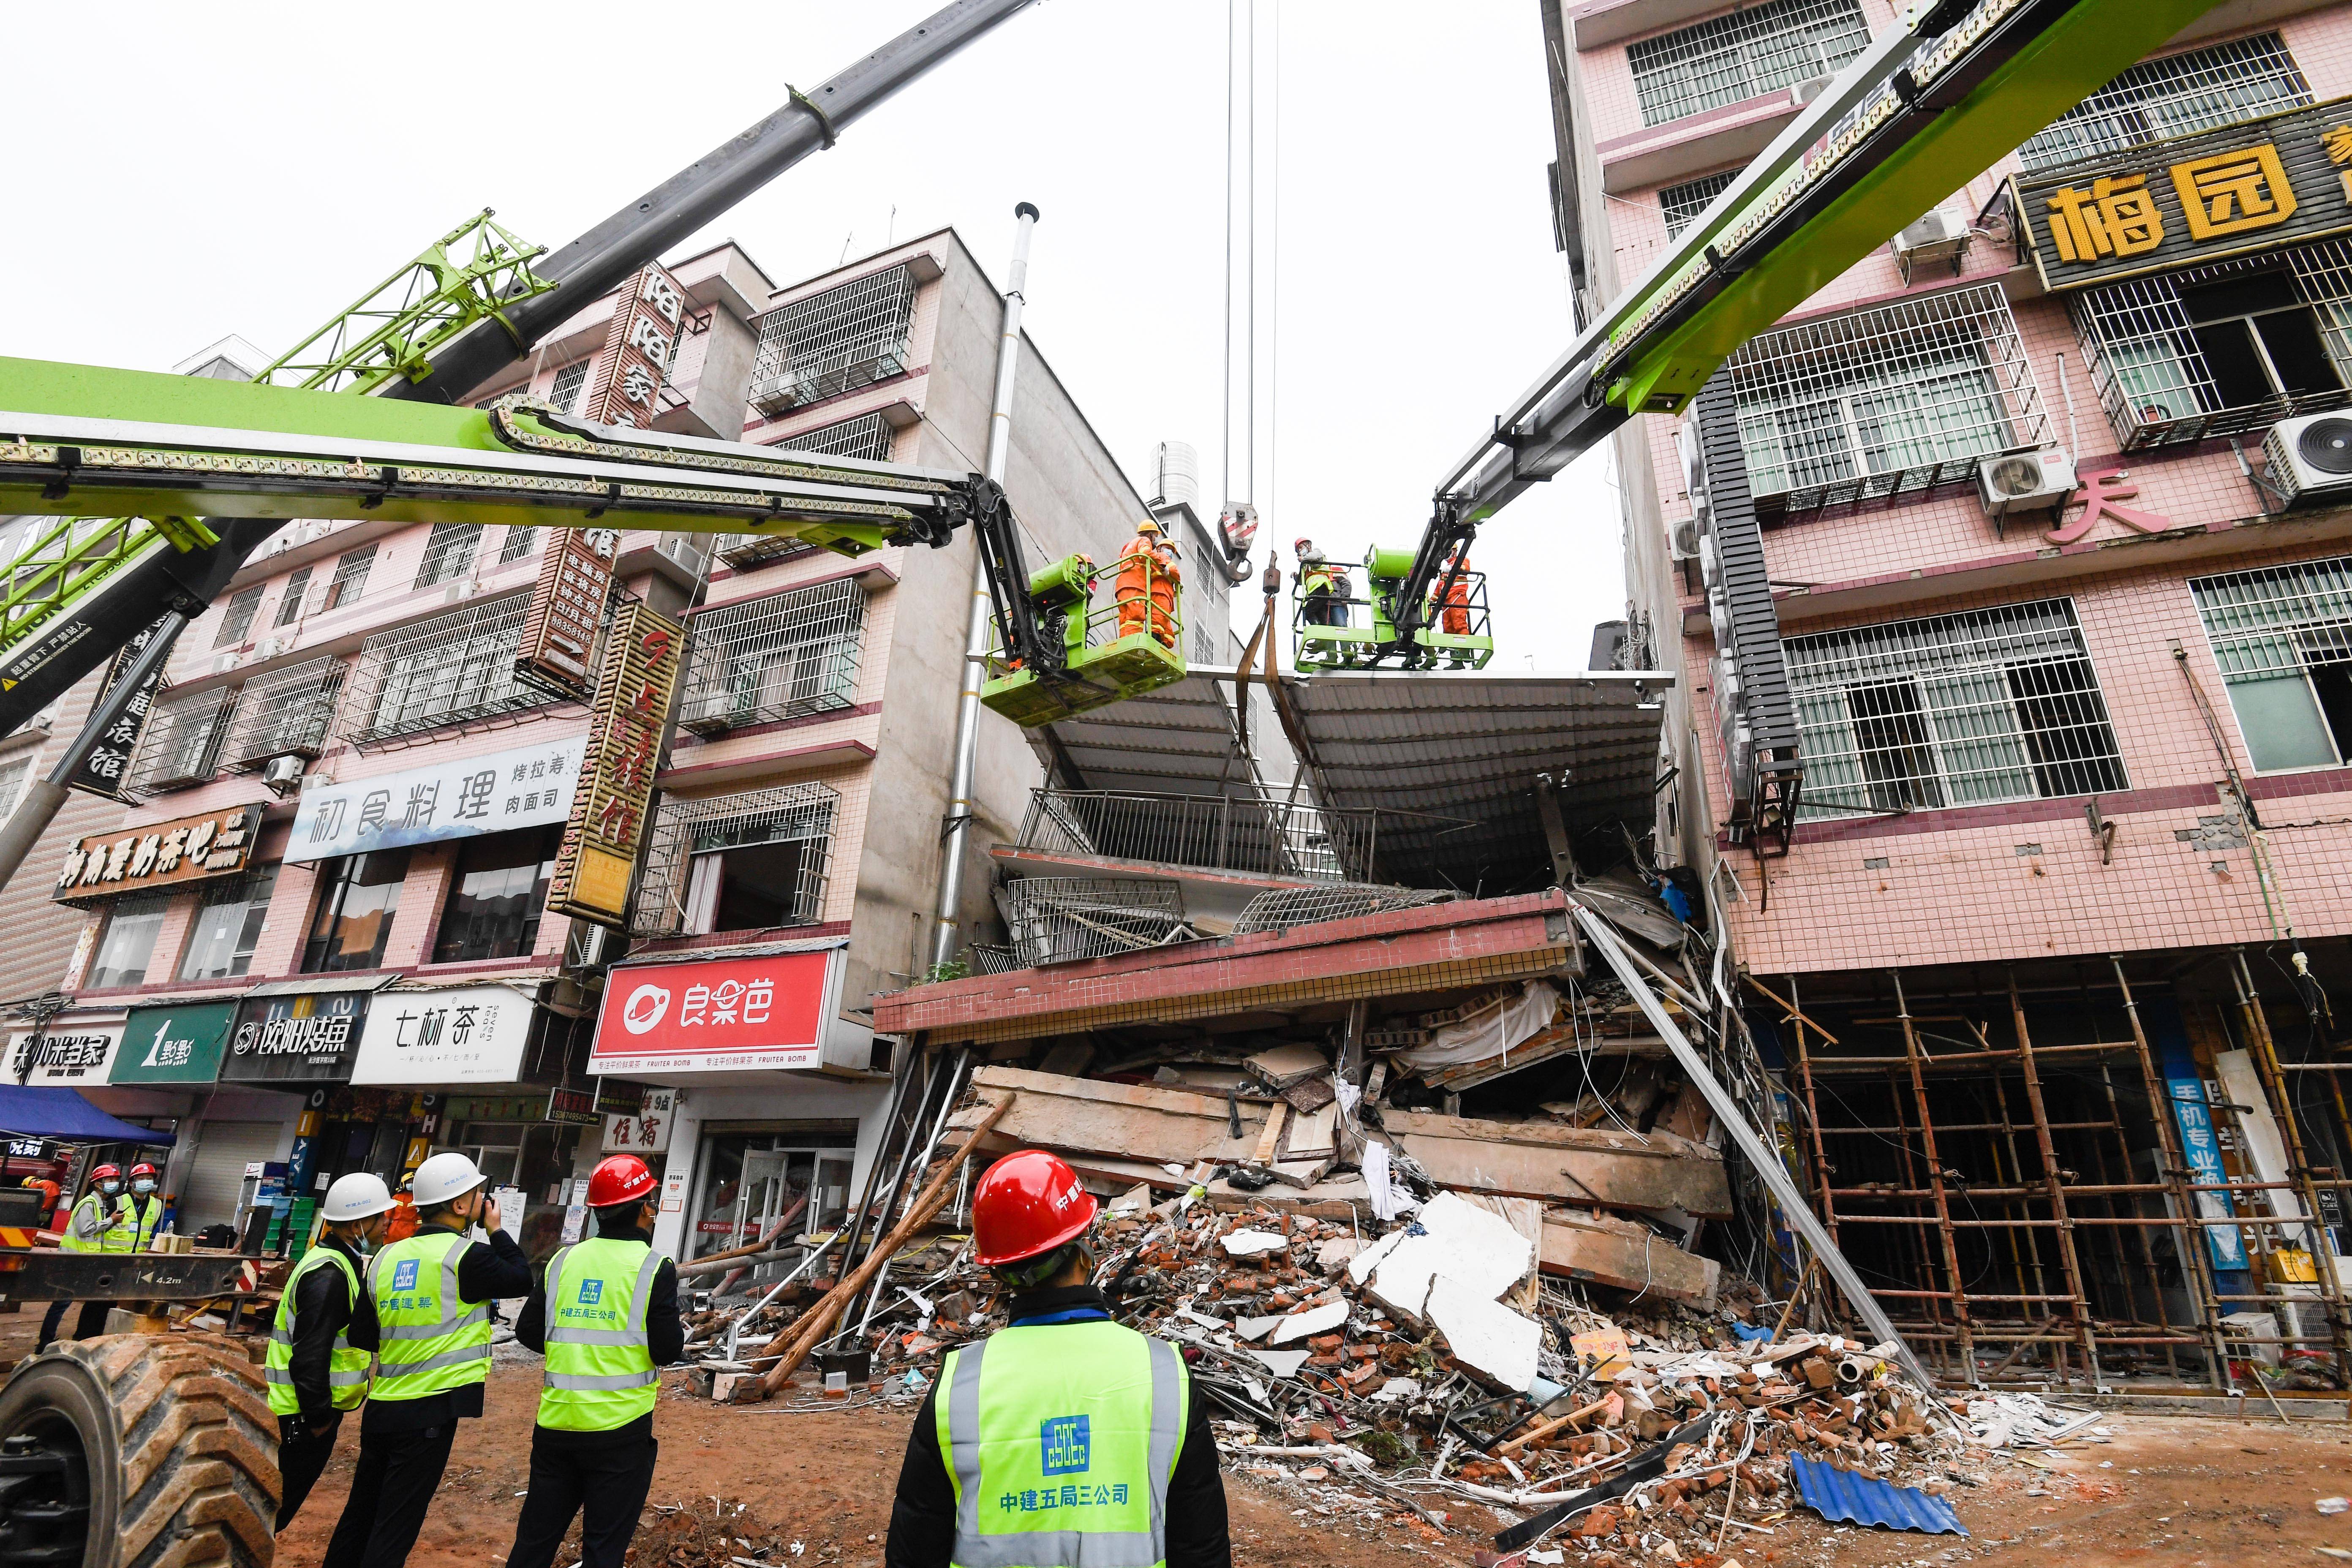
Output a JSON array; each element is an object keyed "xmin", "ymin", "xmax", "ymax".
[{"xmin": 1547, "ymin": 0, "xmax": 2352, "ymax": 1382}]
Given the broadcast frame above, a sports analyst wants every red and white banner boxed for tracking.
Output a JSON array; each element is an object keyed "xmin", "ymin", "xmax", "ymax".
[{"xmin": 589, "ymin": 951, "xmax": 830, "ymax": 1075}]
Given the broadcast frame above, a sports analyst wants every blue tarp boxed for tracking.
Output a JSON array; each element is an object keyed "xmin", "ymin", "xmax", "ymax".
[
  {"xmin": 1789, "ymin": 1455, "xmax": 1967, "ymax": 1535},
  {"xmin": 0, "ymin": 1085, "xmax": 174, "ymax": 1144}
]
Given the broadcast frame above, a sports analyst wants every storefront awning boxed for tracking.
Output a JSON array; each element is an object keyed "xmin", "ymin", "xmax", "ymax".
[
  {"xmin": 245, "ymin": 975, "xmax": 398, "ymax": 997},
  {"xmin": 0, "ymin": 1085, "xmax": 174, "ymax": 1143}
]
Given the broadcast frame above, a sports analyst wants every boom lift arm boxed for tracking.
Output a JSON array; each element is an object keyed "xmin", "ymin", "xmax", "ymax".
[{"xmin": 1384, "ymin": 0, "xmax": 2223, "ymax": 651}]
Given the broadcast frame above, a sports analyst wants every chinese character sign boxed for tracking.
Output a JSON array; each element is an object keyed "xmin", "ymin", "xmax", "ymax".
[
  {"xmin": 66, "ymin": 615, "xmax": 173, "ymax": 803},
  {"xmin": 2171, "ymin": 145, "xmax": 2297, "ymax": 240},
  {"xmin": 221, "ymin": 993, "xmax": 371, "ymax": 1084},
  {"xmin": 580, "ymin": 262, "xmax": 687, "ymax": 431},
  {"xmin": 2169, "ymin": 1079, "xmax": 2249, "ymax": 1271},
  {"xmin": 546, "ymin": 602, "xmax": 683, "ymax": 931},
  {"xmin": 602, "ymin": 1086, "xmax": 677, "ymax": 1153},
  {"xmin": 52, "ymin": 804, "xmax": 261, "ymax": 906},
  {"xmin": 6, "ymin": 1027, "xmax": 122, "ymax": 1086},
  {"xmin": 589, "ymin": 954, "xmax": 831, "ymax": 1075},
  {"xmin": 515, "ymin": 526, "xmax": 618, "ymax": 699},
  {"xmin": 286, "ymin": 738, "xmax": 585, "ymax": 862},
  {"xmin": 351, "ymin": 984, "xmax": 535, "ymax": 1085}
]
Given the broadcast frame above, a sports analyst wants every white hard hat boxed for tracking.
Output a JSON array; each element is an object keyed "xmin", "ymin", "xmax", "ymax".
[
  {"xmin": 321, "ymin": 1171, "xmax": 395, "ymax": 1223},
  {"xmin": 408, "ymin": 1151, "xmax": 487, "ymax": 1208}
]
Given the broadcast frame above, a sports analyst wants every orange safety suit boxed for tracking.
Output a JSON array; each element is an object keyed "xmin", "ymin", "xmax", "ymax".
[
  {"xmin": 1433, "ymin": 564, "xmax": 1472, "ymax": 635},
  {"xmin": 1114, "ymin": 535, "xmax": 1181, "ymax": 649}
]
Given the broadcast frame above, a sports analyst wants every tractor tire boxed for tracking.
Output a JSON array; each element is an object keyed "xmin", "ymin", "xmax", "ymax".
[{"xmin": 0, "ymin": 1334, "xmax": 278, "ymax": 1568}]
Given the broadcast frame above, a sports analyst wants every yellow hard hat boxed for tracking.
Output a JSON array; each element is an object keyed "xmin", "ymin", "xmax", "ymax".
[{"xmin": 1135, "ymin": 517, "xmax": 1164, "ymax": 536}]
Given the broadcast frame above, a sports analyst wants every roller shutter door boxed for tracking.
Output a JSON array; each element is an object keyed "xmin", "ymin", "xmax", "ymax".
[{"xmin": 176, "ymin": 1120, "xmax": 284, "ymax": 1235}]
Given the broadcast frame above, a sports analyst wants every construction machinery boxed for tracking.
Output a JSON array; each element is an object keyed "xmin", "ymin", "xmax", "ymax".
[
  {"xmin": 1292, "ymin": 544, "xmax": 1492, "ymax": 672},
  {"xmin": 977, "ymin": 550, "xmax": 1189, "ymax": 726}
]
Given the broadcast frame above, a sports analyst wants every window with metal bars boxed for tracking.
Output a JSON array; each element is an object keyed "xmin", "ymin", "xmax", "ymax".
[
  {"xmin": 343, "ymin": 594, "xmax": 542, "ymax": 745},
  {"xmin": 220, "ymin": 656, "xmax": 343, "ymax": 768},
  {"xmin": 500, "ymin": 526, "xmax": 538, "ymax": 564},
  {"xmin": 2017, "ymin": 33, "xmax": 2310, "ymax": 172},
  {"xmin": 748, "ymin": 265, "xmax": 918, "ymax": 414},
  {"xmin": 0, "ymin": 755, "xmax": 27, "ymax": 817},
  {"xmin": 550, "ymin": 359, "xmax": 593, "ymax": 414},
  {"xmin": 413, "ymin": 523, "xmax": 483, "ymax": 589},
  {"xmin": 1627, "ymin": 0, "xmax": 1870, "ymax": 128},
  {"xmin": 631, "ymin": 783, "xmax": 838, "ymax": 937},
  {"xmin": 321, "ymin": 545, "xmax": 375, "ymax": 612},
  {"xmin": 178, "ymin": 867, "xmax": 279, "ymax": 981},
  {"xmin": 1661, "ymin": 170, "xmax": 1740, "ymax": 239},
  {"xmin": 678, "ymin": 578, "xmax": 867, "ymax": 734},
  {"xmin": 1785, "ymin": 599, "xmax": 2126, "ymax": 817},
  {"xmin": 1726, "ymin": 283, "xmax": 2045, "ymax": 514},
  {"xmin": 213, "ymin": 587, "xmax": 264, "ymax": 650},
  {"xmin": 2191, "ymin": 555, "xmax": 2352, "ymax": 771},
  {"xmin": 129, "ymin": 687, "xmax": 236, "ymax": 792},
  {"xmin": 275, "ymin": 567, "xmax": 312, "ymax": 628},
  {"xmin": 2068, "ymin": 240, "xmax": 2352, "ymax": 450}
]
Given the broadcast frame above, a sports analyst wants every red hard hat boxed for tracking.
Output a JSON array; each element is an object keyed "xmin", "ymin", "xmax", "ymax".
[
  {"xmin": 972, "ymin": 1150, "xmax": 1097, "ymax": 1268},
  {"xmin": 90, "ymin": 1163, "xmax": 121, "ymax": 1182},
  {"xmin": 587, "ymin": 1154, "xmax": 657, "ymax": 1209},
  {"xmin": 130, "ymin": 1162, "xmax": 160, "ymax": 1179}
]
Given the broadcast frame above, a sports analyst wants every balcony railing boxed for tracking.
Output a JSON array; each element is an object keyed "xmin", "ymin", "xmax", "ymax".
[
  {"xmin": 747, "ymin": 266, "xmax": 918, "ymax": 415},
  {"xmin": 678, "ymin": 577, "xmax": 866, "ymax": 735},
  {"xmin": 220, "ymin": 655, "xmax": 343, "ymax": 769},
  {"xmin": 341, "ymin": 593, "xmax": 544, "ymax": 746},
  {"xmin": 1014, "ymin": 788, "xmax": 1397, "ymax": 884}
]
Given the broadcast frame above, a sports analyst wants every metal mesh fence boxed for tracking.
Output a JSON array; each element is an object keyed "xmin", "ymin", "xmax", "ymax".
[
  {"xmin": 721, "ymin": 414, "xmax": 894, "ymax": 567},
  {"xmin": 1726, "ymin": 283, "xmax": 2045, "ymax": 514},
  {"xmin": 220, "ymin": 656, "xmax": 343, "ymax": 768},
  {"xmin": 749, "ymin": 265, "xmax": 917, "ymax": 414},
  {"xmin": 679, "ymin": 577, "xmax": 867, "ymax": 735},
  {"xmin": 128, "ymin": 686, "xmax": 234, "ymax": 794},
  {"xmin": 1016, "ymin": 788, "xmax": 1380, "ymax": 882},
  {"xmin": 2069, "ymin": 239, "xmax": 2352, "ymax": 449},
  {"xmin": 2017, "ymin": 33, "xmax": 2311, "ymax": 172},
  {"xmin": 1661, "ymin": 170, "xmax": 1740, "ymax": 240},
  {"xmin": 1231, "ymin": 884, "xmax": 1450, "ymax": 936},
  {"xmin": 413, "ymin": 523, "xmax": 483, "ymax": 589},
  {"xmin": 632, "ymin": 783, "xmax": 838, "ymax": 938},
  {"xmin": 994, "ymin": 878, "xmax": 1190, "ymax": 968},
  {"xmin": 1627, "ymin": 0, "xmax": 1870, "ymax": 128},
  {"xmin": 1784, "ymin": 598, "xmax": 2128, "ymax": 818},
  {"xmin": 342, "ymin": 593, "xmax": 543, "ymax": 746}
]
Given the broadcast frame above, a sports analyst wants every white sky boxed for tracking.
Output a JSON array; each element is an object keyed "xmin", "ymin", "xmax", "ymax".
[{"xmin": 0, "ymin": 1, "xmax": 1622, "ymax": 669}]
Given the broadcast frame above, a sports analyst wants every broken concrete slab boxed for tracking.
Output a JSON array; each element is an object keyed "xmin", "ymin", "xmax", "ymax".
[
  {"xmin": 1221, "ymin": 1228, "xmax": 1288, "ymax": 1258},
  {"xmin": 1540, "ymin": 1211, "xmax": 1721, "ymax": 1307},
  {"xmin": 1346, "ymin": 1227, "xmax": 1408, "ymax": 1288},
  {"xmin": 1267, "ymin": 1299, "xmax": 1348, "ymax": 1345},
  {"xmin": 1367, "ymin": 1192, "xmax": 1535, "ymax": 1323},
  {"xmin": 1381, "ymin": 1108, "xmax": 1732, "ymax": 1217},
  {"xmin": 1427, "ymin": 1273, "xmax": 1542, "ymax": 1391},
  {"xmin": 1245, "ymin": 1347, "xmax": 1311, "ymax": 1379},
  {"xmin": 1245, "ymin": 1042, "xmax": 1331, "ymax": 1091},
  {"xmin": 947, "ymin": 1065, "xmax": 1271, "ymax": 1168},
  {"xmin": 1315, "ymin": 1236, "xmax": 1362, "ymax": 1275}
]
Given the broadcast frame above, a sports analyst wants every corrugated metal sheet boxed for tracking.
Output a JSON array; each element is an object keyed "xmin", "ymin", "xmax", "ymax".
[
  {"xmin": 1788, "ymin": 1455, "xmax": 1968, "ymax": 1536},
  {"xmin": 1036, "ymin": 670, "xmax": 1256, "ymax": 799}
]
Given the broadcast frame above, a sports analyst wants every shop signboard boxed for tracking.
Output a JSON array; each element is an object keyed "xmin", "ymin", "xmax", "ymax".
[
  {"xmin": 514, "ymin": 527, "xmax": 618, "ymax": 699},
  {"xmin": 68, "ymin": 617, "xmax": 172, "ymax": 802},
  {"xmin": 222, "ymin": 993, "xmax": 371, "ymax": 1084},
  {"xmin": 546, "ymin": 602, "xmax": 682, "ymax": 930},
  {"xmin": 2013, "ymin": 97, "xmax": 2352, "ymax": 291},
  {"xmin": 350, "ymin": 985, "xmax": 535, "ymax": 1086},
  {"xmin": 601, "ymin": 1087, "xmax": 674, "ymax": 1153},
  {"xmin": 589, "ymin": 953, "xmax": 829, "ymax": 1075},
  {"xmin": 114, "ymin": 1002, "xmax": 239, "ymax": 1085},
  {"xmin": 545, "ymin": 1085, "xmax": 602, "ymax": 1127},
  {"xmin": 287, "ymin": 736, "xmax": 587, "ymax": 863},
  {"xmin": 53, "ymin": 803, "xmax": 261, "ymax": 906},
  {"xmin": 2168, "ymin": 1078, "xmax": 2249, "ymax": 1271},
  {"xmin": 6, "ymin": 1024, "xmax": 122, "ymax": 1086}
]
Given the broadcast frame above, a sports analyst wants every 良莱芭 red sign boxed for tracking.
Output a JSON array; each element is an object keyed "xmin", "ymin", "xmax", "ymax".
[{"xmin": 588, "ymin": 951, "xmax": 829, "ymax": 1075}]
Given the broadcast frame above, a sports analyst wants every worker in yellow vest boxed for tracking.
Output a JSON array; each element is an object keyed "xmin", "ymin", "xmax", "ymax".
[
  {"xmin": 504, "ymin": 1154, "xmax": 683, "ymax": 1568},
  {"xmin": 885, "ymin": 1149, "xmax": 1231, "ymax": 1568},
  {"xmin": 105, "ymin": 1160, "xmax": 166, "ymax": 1252},
  {"xmin": 271, "ymin": 1171, "xmax": 395, "ymax": 1532},
  {"xmin": 37, "ymin": 1160, "xmax": 124, "ymax": 1351},
  {"xmin": 321, "ymin": 1152, "xmax": 531, "ymax": 1568}
]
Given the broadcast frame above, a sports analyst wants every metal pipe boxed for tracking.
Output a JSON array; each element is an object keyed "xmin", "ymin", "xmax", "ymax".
[
  {"xmin": 721, "ymin": 1234, "xmax": 838, "ymax": 1362},
  {"xmin": 930, "ymin": 203, "xmax": 1038, "ymax": 972},
  {"xmin": 390, "ymin": 0, "xmax": 1040, "ymax": 406},
  {"xmin": 0, "ymin": 611, "xmax": 185, "ymax": 893},
  {"xmin": 833, "ymin": 1048, "xmax": 922, "ymax": 1279},
  {"xmin": 855, "ymin": 1051, "xmax": 974, "ymax": 1335}
]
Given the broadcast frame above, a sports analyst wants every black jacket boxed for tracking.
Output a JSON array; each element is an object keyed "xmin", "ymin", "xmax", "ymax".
[
  {"xmin": 360, "ymin": 1223, "xmax": 534, "ymax": 1435},
  {"xmin": 286, "ymin": 1234, "xmax": 380, "ymax": 1422},
  {"xmin": 514, "ymin": 1215, "xmax": 683, "ymax": 1449},
  {"xmin": 884, "ymin": 1285, "xmax": 1232, "ymax": 1568}
]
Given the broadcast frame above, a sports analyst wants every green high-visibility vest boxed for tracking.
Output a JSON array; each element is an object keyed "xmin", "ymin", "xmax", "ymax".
[
  {"xmin": 368, "ymin": 1228, "xmax": 491, "ymax": 1401},
  {"xmin": 103, "ymin": 1194, "xmax": 162, "ymax": 1253},
  {"xmin": 267, "ymin": 1245, "xmax": 372, "ymax": 1416},
  {"xmin": 934, "ymin": 1319, "xmax": 1188, "ymax": 1568},
  {"xmin": 59, "ymin": 1193, "xmax": 109, "ymax": 1255},
  {"xmin": 536, "ymin": 1237, "xmax": 662, "ymax": 1432}
]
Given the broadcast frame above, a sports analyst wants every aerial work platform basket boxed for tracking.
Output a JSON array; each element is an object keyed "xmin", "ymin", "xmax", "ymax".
[
  {"xmin": 981, "ymin": 550, "xmax": 1187, "ymax": 727},
  {"xmin": 1294, "ymin": 544, "xmax": 1493, "ymax": 672}
]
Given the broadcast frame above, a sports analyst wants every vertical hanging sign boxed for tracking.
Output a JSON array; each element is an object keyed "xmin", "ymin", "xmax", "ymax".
[
  {"xmin": 514, "ymin": 527, "xmax": 617, "ymax": 699},
  {"xmin": 545, "ymin": 601, "xmax": 682, "ymax": 931},
  {"xmin": 583, "ymin": 264, "xmax": 686, "ymax": 430},
  {"xmin": 68, "ymin": 615, "xmax": 172, "ymax": 800}
]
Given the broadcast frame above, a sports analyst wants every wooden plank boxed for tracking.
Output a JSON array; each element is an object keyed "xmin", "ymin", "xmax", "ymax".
[
  {"xmin": 1539, "ymin": 1214, "xmax": 1720, "ymax": 1306},
  {"xmin": 1282, "ymin": 1103, "xmax": 1339, "ymax": 1160},
  {"xmin": 1386, "ymin": 1120, "xmax": 1731, "ymax": 1216},
  {"xmin": 950, "ymin": 1067, "xmax": 1269, "ymax": 1167},
  {"xmin": 1250, "ymin": 1102, "xmax": 1290, "ymax": 1166}
]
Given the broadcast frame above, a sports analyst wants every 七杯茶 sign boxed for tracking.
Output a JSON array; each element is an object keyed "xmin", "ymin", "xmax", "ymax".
[{"xmin": 350, "ymin": 984, "xmax": 535, "ymax": 1085}]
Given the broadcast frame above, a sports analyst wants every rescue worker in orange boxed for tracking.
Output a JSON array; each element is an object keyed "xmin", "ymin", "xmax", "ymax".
[
  {"xmin": 1432, "ymin": 551, "xmax": 1473, "ymax": 635},
  {"xmin": 1113, "ymin": 518, "xmax": 1181, "ymax": 650}
]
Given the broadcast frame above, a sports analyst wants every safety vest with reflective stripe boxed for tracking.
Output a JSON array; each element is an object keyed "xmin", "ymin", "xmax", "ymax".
[
  {"xmin": 934, "ymin": 1319, "xmax": 1188, "ymax": 1568},
  {"xmin": 267, "ymin": 1244, "xmax": 371, "ymax": 1415},
  {"xmin": 368, "ymin": 1227, "xmax": 491, "ymax": 1401},
  {"xmin": 104, "ymin": 1193, "xmax": 162, "ymax": 1253},
  {"xmin": 59, "ymin": 1193, "xmax": 109, "ymax": 1255},
  {"xmin": 536, "ymin": 1237, "xmax": 662, "ymax": 1432}
]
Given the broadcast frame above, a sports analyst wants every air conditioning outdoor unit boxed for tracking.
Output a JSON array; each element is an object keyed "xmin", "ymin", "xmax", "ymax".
[
  {"xmin": 2263, "ymin": 412, "xmax": 2352, "ymax": 507},
  {"xmin": 1789, "ymin": 73, "xmax": 1834, "ymax": 107},
  {"xmin": 212, "ymin": 652, "xmax": 242, "ymax": 674},
  {"xmin": 261, "ymin": 754, "xmax": 306, "ymax": 797},
  {"xmin": 1890, "ymin": 209, "xmax": 1972, "ymax": 284},
  {"xmin": 1670, "ymin": 517, "xmax": 1701, "ymax": 561},
  {"xmin": 1977, "ymin": 448, "xmax": 2077, "ymax": 534}
]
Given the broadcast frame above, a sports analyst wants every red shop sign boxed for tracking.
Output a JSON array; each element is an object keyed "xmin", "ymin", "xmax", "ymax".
[{"xmin": 589, "ymin": 951, "xmax": 829, "ymax": 1075}]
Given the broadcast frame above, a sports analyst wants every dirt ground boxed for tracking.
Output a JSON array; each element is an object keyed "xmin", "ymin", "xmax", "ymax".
[{"xmin": 10, "ymin": 1307, "xmax": 2352, "ymax": 1565}]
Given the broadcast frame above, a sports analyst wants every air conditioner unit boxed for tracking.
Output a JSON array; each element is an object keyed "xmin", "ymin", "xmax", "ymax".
[
  {"xmin": 2263, "ymin": 412, "xmax": 2352, "ymax": 506},
  {"xmin": 1977, "ymin": 448, "xmax": 2077, "ymax": 533},
  {"xmin": 1890, "ymin": 209, "xmax": 1972, "ymax": 284},
  {"xmin": 1789, "ymin": 73, "xmax": 1834, "ymax": 107},
  {"xmin": 442, "ymin": 580, "xmax": 483, "ymax": 604},
  {"xmin": 261, "ymin": 754, "xmax": 306, "ymax": 797},
  {"xmin": 1670, "ymin": 517, "xmax": 1700, "ymax": 561},
  {"xmin": 250, "ymin": 636, "xmax": 287, "ymax": 660},
  {"xmin": 212, "ymin": 652, "xmax": 242, "ymax": 674}
]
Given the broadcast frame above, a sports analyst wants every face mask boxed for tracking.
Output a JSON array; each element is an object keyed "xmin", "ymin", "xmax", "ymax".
[
  {"xmin": 99, "ymin": 1181, "xmax": 121, "ymax": 1197},
  {"xmin": 132, "ymin": 1179, "xmax": 156, "ymax": 1195}
]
